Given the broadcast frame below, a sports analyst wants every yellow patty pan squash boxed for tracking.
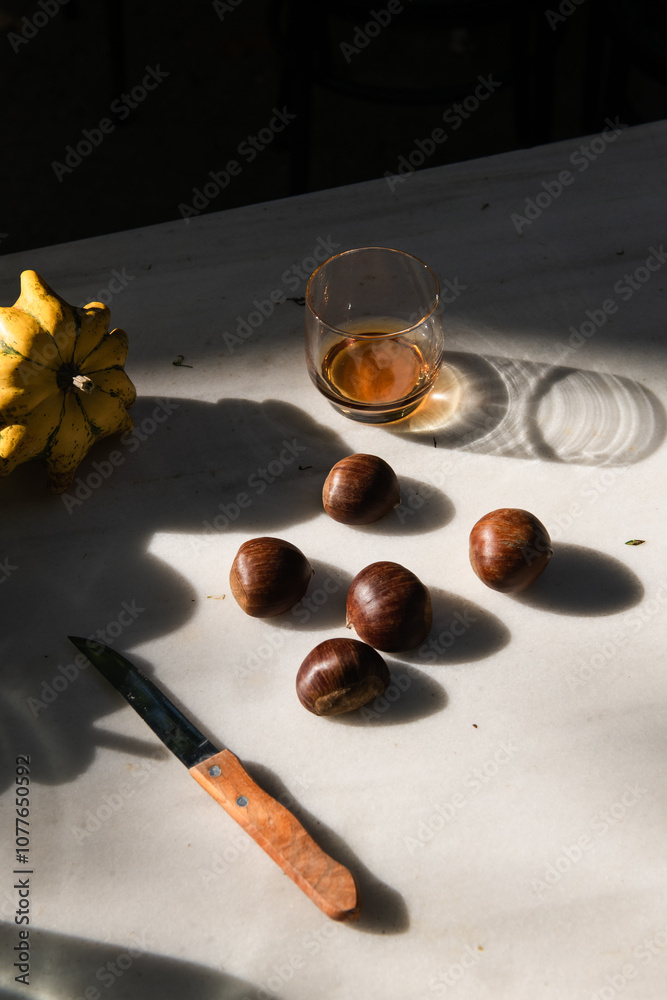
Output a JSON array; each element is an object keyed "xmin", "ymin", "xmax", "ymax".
[{"xmin": 0, "ymin": 270, "xmax": 136, "ymax": 493}]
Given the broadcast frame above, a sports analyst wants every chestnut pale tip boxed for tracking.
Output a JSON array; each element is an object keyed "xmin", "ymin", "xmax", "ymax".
[{"xmin": 297, "ymin": 637, "xmax": 390, "ymax": 716}]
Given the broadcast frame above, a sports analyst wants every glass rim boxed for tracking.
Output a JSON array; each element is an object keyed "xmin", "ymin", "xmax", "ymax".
[{"xmin": 305, "ymin": 246, "xmax": 441, "ymax": 338}]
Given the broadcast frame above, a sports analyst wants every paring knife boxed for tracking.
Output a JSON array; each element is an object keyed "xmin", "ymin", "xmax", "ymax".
[{"xmin": 68, "ymin": 637, "xmax": 360, "ymax": 922}]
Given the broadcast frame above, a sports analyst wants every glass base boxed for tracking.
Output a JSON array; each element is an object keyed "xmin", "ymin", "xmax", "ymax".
[{"xmin": 327, "ymin": 398, "xmax": 425, "ymax": 424}]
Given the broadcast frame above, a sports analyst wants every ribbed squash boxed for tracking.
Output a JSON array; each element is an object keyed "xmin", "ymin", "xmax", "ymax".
[{"xmin": 0, "ymin": 270, "xmax": 136, "ymax": 493}]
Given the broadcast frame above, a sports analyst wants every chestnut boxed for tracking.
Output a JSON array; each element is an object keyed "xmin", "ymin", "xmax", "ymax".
[
  {"xmin": 346, "ymin": 561, "xmax": 432, "ymax": 652},
  {"xmin": 297, "ymin": 638, "xmax": 390, "ymax": 716},
  {"xmin": 469, "ymin": 507, "xmax": 553, "ymax": 594},
  {"xmin": 230, "ymin": 536, "xmax": 313, "ymax": 617},
  {"xmin": 322, "ymin": 453, "xmax": 400, "ymax": 525}
]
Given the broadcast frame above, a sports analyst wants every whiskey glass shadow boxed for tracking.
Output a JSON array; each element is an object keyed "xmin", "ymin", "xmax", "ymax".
[{"xmin": 392, "ymin": 351, "xmax": 666, "ymax": 466}]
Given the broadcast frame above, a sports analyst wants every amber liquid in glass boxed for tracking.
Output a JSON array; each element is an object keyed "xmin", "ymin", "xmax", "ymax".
[{"xmin": 321, "ymin": 318, "xmax": 429, "ymax": 405}]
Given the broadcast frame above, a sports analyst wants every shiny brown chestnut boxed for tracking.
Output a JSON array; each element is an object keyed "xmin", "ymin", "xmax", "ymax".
[
  {"xmin": 346, "ymin": 561, "xmax": 432, "ymax": 652},
  {"xmin": 322, "ymin": 453, "xmax": 400, "ymax": 525},
  {"xmin": 469, "ymin": 508, "xmax": 553, "ymax": 594},
  {"xmin": 296, "ymin": 637, "xmax": 390, "ymax": 716},
  {"xmin": 230, "ymin": 536, "xmax": 313, "ymax": 617}
]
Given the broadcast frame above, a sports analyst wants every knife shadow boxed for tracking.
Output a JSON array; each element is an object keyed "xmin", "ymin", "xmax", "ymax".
[
  {"xmin": 62, "ymin": 656, "xmax": 410, "ymax": 934},
  {"xmin": 241, "ymin": 759, "xmax": 410, "ymax": 935}
]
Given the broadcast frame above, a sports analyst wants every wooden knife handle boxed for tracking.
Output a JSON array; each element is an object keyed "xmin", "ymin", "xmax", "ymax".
[{"xmin": 189, "ymin": 749, "xmax": 360, "ymax": 922}]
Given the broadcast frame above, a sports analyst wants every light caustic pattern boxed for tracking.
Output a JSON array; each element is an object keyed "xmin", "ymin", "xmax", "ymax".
[{"xmin": 404, "ymin": 354, "xmax": 663, "ymax": 466}]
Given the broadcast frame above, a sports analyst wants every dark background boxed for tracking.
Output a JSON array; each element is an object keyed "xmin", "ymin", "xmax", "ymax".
[{"xmin": 0, "ymin": 0, "xmax": 665, "ymax": 256}]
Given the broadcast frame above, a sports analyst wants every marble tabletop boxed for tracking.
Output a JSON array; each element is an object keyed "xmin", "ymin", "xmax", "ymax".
[{"xmin": 1, "ymin": 118, "xmax": 666, "ymax": 1000}]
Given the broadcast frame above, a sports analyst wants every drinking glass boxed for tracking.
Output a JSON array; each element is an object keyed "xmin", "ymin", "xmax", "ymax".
[{"xmin": 305, "ymin": 247, "xmax": 443, "ymax": 423}]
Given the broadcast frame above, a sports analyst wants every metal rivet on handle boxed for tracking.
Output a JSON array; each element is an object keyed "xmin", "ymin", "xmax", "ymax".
[
  {"xmin": 209, "ymin": 765, "xmax": 222, "ymax": 777},
  {"xmin": 236, "ymin": 796, "xmax": 248, "ymax": 807}
]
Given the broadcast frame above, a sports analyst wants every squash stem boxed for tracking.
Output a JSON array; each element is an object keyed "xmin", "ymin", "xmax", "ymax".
[{"xmin": 72, "ymin": 374, "xmax": 95, "ymax": 394}]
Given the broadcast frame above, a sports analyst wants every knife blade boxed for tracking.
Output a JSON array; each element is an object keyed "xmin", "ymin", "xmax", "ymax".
[{"xmin": 69, "ymin": 637, "xmax": 360, "ymax": 922}]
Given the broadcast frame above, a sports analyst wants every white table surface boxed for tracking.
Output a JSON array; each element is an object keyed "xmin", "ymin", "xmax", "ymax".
[{"xmin": 1, "ymin": 119, "xmax": 666, "ymax": 1000}]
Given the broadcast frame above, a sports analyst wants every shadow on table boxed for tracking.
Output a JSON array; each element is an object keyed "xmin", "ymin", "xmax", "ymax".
[
  {"xmin": 330, "ymin": 662, "xmax": 448, "ymax": 727},
  {"xmin": 243, "ymin": 760, "xmax": 409, "ymax": 935},
  {"xmin": 392, "ymin": 352, "xmax": 666, "ymax": 465},
  {"xmin": 0, "ymin": 921, "xmax": 285, "ymax": 999},
  {"xmin": 347, "ymin": 475, "xmax": 455, "ymax": 536},
  {"xmin": 402, "ymin": 588, "xmax": 512, "ymax": 666},
  {"xmin": 514, "ymin": 543, "xmax": 644, "ymax": 615},
  {"xmin": 0, "ymin": 397, "xmax": 356, "ymax": 796},
  {"xmin": 269, "ymin": 558, "xmax": 353, "ymax": 633}
]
